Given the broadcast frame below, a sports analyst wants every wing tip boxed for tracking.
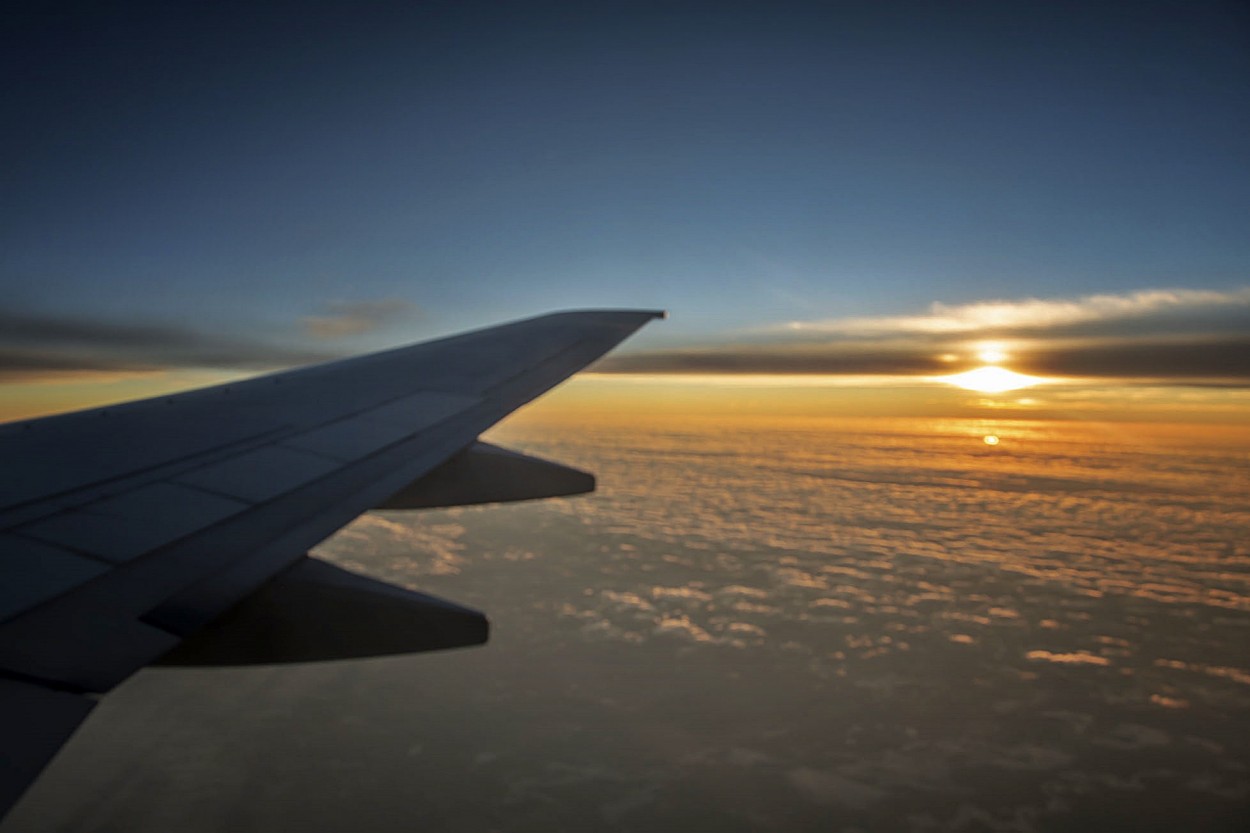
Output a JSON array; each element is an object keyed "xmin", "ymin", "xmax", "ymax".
[{"xmin": 534, "ymin": 308, "xmax": 667, "ymax": 326}]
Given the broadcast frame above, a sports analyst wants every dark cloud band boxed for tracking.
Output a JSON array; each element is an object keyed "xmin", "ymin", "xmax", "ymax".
[
  {"xmin": 1018, "ymin": 338, "xmax": 1250, "ymax": 381},
  {"xmin": 0, "ymin": 308, "xmax": 338, "ymax": 379},
  {"xmin": 597, "ymin": 336, "xmax": 1250, "ymax": 385}
]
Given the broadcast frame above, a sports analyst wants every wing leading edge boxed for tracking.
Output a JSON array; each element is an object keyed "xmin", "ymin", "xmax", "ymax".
[{"xmin": 0, "ymin": 308, "xmax": 663, "ymax": 820}]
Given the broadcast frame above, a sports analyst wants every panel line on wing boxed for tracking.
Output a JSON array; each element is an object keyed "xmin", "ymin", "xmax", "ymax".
[
  {"xmin": 173, "ymin": 445, "xmax": 341, "ymax": 504},
  {"xmin": 0, "ymin": 534, "xmax": 111, "ymax": 623},
  {"xmin": 0, "ymin": 426, "xmax": 294, "ymax": 531},
  {"xmin": 280, "ymin": 391, "xmax": 479, "ymax": 461},
  {"xmin": 17, "ymin": 484, "xmax": 252, "ymax": 564}
]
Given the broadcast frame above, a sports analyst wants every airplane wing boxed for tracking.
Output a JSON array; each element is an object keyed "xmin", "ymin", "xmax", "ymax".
[{"xmin": 0, "ymin": 308, "xmax": 663, "ymax": 819}]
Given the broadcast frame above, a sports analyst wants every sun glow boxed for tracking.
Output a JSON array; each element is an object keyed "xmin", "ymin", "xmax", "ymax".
[
  {"xmin": 942, "ymin": 366, "xmax": 1045, "ymax": 393},
  {"xmin": 976, "ymin": 342, "xmax": 1008, "ymax": 364}
]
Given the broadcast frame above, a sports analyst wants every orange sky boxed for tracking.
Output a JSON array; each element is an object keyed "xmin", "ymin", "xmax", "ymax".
[
  {"xmin": 5, "ymin": 367, "xmax": 1250, "ymax": 434},
  {"xmin": 509, "ymin": 373, "xmax": 1250, "ymax": 428}
]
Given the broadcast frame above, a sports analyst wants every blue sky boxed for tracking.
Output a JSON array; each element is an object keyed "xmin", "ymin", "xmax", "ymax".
[{"xmin": 3, "ymin": 0, "xmax": 1248, "ymax": 381}]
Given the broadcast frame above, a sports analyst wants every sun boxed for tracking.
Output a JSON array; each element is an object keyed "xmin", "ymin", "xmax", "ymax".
[
  {"xmin": 942, "ymin": 366, "xmax": 1043, "ymax": 393},
  {"xmin": 934, "ymin": 342, "xmax": 1051, "ymax": 393}
]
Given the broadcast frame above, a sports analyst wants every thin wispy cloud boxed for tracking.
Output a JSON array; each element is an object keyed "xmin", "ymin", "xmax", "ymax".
[
  {"xmin": 301, "ymin": 299, "xmax": 420, "ymax": 340},
  {"xmin": 599, "ymin": 287, "xmax": 1250, "ymax": 385},
  {"xmin": 0, "ymin": 349, "xmax": 156, "ymax": 382},
  {"xmin": 774, "ymin": 287, "xmax": 1250, "ymax": 339}
]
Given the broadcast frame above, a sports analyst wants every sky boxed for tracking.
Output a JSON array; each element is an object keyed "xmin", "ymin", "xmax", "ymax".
[{"xmin": 3, "ymin": 0, "xmax": 1249, "ymax": 421}]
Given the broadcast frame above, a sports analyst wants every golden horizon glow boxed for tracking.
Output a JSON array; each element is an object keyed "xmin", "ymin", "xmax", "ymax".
[
  {"xmin": 7, "ymin": 368, "xmax": 1250, "ymax": 430},
  {"xmin": 0, "ymin": 370, "xmax": 241, "ymax": 424}
]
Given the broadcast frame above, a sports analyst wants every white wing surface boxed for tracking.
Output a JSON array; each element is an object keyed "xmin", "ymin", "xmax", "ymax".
[{"xmin": 0, "ymin": 308, "xmax": 662, "ymax": 818}]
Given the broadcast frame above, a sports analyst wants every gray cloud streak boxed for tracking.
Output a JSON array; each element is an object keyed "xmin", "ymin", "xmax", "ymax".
[
  {"xmin": 598, "ymin": 347, "xmax": 952, "ymax": 376},
  {"xmin": 1018, "ymin": 338, "xmax": 1250, "ymax": 382},
  {"xmin": 0, "ymin": 350, "xmax": 156, "ymax": 382},
  {"xmin": 598, "ymin": 337, "xmax": 1250, "ymax": 385},
  {"xmin": 0, "ymin": 308, "xmax": 340, "ymax": 381}
]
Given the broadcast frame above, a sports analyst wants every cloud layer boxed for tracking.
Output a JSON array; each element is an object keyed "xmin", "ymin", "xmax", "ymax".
[{"xmin": 598, "ymin": 287, "xmax": 1250, "ymax": 384}]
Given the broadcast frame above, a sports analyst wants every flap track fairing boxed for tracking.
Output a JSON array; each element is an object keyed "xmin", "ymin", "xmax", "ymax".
[
  {"xmin": 157, "ymin": 557, "xmax": 488, "ymax": 666},
  {"xmin": 376, "ymin": 441, "xmax": 594, "ymax": 510}
]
